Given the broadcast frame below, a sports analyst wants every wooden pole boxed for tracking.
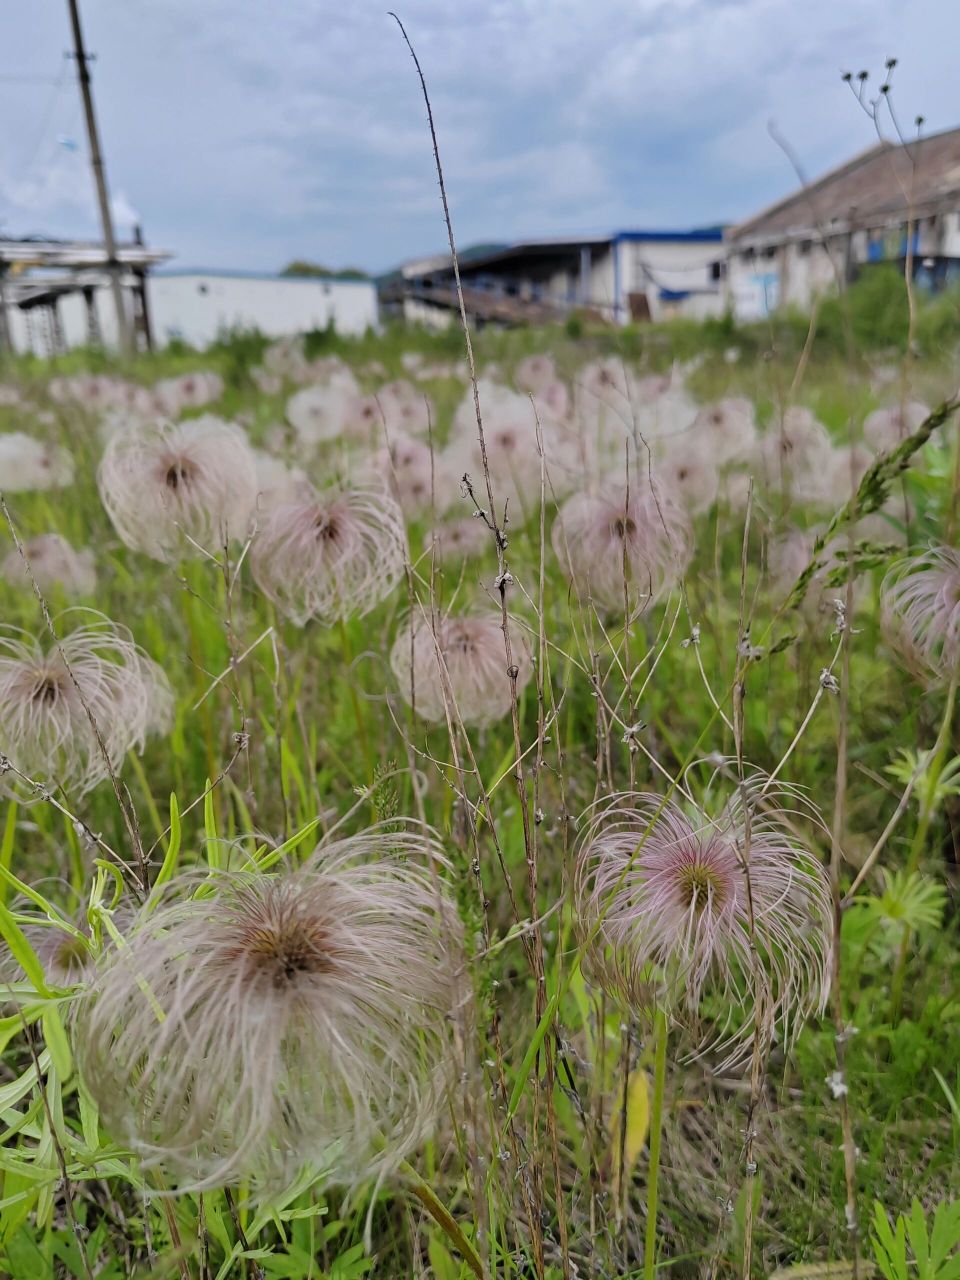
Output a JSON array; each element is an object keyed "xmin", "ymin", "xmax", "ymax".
[
  {"xmin": 66, "ymin": 0, "xmax": 131, "ymax": 355},
  {"xmin": 0, "ymin": 266, "xmax": 12, "ymax": 358}
]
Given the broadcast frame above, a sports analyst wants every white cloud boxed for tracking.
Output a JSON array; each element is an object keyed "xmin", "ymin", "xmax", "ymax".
[{"xmin": 0, "ymin": 0, "xmax": 957, "ymax": 270}]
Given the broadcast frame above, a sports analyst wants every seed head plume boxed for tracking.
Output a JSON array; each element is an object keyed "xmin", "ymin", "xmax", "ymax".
[
  {"xmin": 1, "ymin": 533, "xmax": 96, "ymax": 598},
  {"xmin": 881, "ymin": 545, "xmax": 960, "ymax": 677},
  {"xmin": 286, "ymin": 374, "xmax": 360, "ymax": 449},
  {"xmin": 756, "ymin": 407, "xmax": 833, "ymax": 501},
  {"xmin": 97, "ymin": 416, "xmax": 259, "ymax": 561},
  {"xmin": 0, "ymin": 612, "xmax": 172, "ymax": 801},
  {"xmin": 575, "ymin": 782, "xmax": 832, "ymax": 1065},
  {"xmin": 153, "ymin": 371, "xmax": 224, "ymax": 417},
  {"xmin": 651, "ymin": 442, "xmax": 719, "ymax": 514},
  {"xmin": 250, "ymin": 483, "xmax": 406, "ymax": 626},
  {"xmin": 374, "ymin": 433, "xmax": 453, "ymax": 518},
  {"xmin": 863, "ymin": 400, "xmax": 930, "ymax": 452},
  {"xmin": 0, "ymin": 433, "xmax": 75, "ymax": 492},
  {"xmin": 75, "ymin": 827, "xmax": 462, "ymax": 1194},
  {"xmin": 428, "ymin": 517, "xmax": 490, "ymax": 563},
  {"xmin": 552, "ymin": 481, "xmax": 691, "ymax": 615},
  {"xmin": 690, "ymin": 398, "xmax": 758, "ymax": 463},
  {"xmin": 391, "ymin": 610, "xmax": 533, "ymax": 727}
]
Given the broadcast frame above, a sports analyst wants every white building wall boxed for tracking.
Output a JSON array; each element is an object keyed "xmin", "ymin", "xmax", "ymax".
[
  {"xmin": 4, "ymin": 272, "xmax": 378, "ymax": 355},
  {"xmin": 402, "ymin": 297, "xmax": 453, "ymax": 330},
  {"xmin": 727, "ymin": 241, "xmax": 842, "ymax": 320},
  {"xmin": 616, "ymin": 239, "xmax": 723, "ymax": 321},
  {"xmin": 149, "ymin": 273, "xmax": 378, "ymax": 347}
]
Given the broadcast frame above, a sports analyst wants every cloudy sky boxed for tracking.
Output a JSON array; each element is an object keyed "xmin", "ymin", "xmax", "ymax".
[{"xmin": 0, "ymin": 1, "xmax": 956, "ymax": 275}]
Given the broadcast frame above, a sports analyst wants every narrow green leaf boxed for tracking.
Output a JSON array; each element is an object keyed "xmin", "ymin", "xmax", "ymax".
[
  {"xmin": 507, "ymin": 989, "xmax": 560, "ymax": 1122},
  {"xmin": 153, "ymin": 792, "xmax": 183, "ymax": 893}
]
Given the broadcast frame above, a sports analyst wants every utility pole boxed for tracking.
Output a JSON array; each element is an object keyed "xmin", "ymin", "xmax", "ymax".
[{"xmin": 66, "ymin": 0, "xmax": 131, "ymax": 354}]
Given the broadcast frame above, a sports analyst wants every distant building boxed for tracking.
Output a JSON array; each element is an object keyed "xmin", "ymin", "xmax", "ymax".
[
  {"xmin": 149, "ymin": 270, "xmax": 378, "ymax": 347},
  {"xmin": 0, "ymin": 234, "xmax": 169, "ymax": 356},
  {"xmin": 726, "ymin": 126, "xmax": 960, "ymax": 320},
  {"xmin": 384, "ymin": 229, "xmax": 726, "ymax": 328},
  {"xmin": 0, "ymin": 252, "xmax": 379, "ymax": 356}
]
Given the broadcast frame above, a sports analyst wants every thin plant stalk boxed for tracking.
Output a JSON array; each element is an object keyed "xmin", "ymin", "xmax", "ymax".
[{"xmin": 644, "ymin": 1007, "xmax": 669, "ymax": 1280}]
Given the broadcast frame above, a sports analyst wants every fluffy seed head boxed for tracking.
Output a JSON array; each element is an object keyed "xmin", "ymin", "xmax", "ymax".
[
  {"xmin": 448, "ymin": 380, "xmax": 552, "ymax": 510},
  {"xmin": 375, "ymin": 379, "xmax": 433, "ymax": 438},
  {"xmin": 575, "ymin": 784, "xmax": 832, "ymax": 1063},
  {"xmin": 881, "ymin": 546, "xmax": 960, "ymax": 677},
  {"xmin": 515, "ymin": 354, "xmax": 557, "ymax": 393},
  {"xmin": 690, "ymin": 398, "xmax": 758, "ymax": 463},
  {"xmin": 552, "ymin": 482, "xmax": 691, "ymax": 614},
  {"xmin": 0, "ymin": 433, "xmax": 75, "ymax": 491},
  {"xmin": 0, "ymin": 612, "xmax": 172, "ymax": 800},
  {"xmin": 97, "ymin": 416, "xmax": 259, "ymax": 561},
  {"xmin": 1, "ymin": 534, "xmax": 96, "ymax": 598},
  {"xmin": 863, "ymin": 400, "xmax": 929, "ymax": 452},
  {"xmin": 286, "ymin": 373, "xmax": 360, "ymax": 448},
  {"xmin": 250, "ymin": 483, "xmax": 406, "ymax": 626},
  {"xmin": 74, "ymin": 828, "xmax": 462, "ymax": 1193},
  {"xmin": 374, "ymin": 433, "xmax": 453, "ymax": 518},
  {"xmin": 153, "ymin": 371, "xmax": 224, "ymax": 417},
  {"xmin": 651, "ymin": 441, "xmax": 720, "ymax": 513},
  {"xmin": 251, "ymin": 450, "xmax": 311, "ymax": 514},
  {"xmin": 756, "ymin": 408, "xmax": 833, "ymax": 500},
  {"xmin": 391, "ymin": 611, "xmax": 533, "ymax": 727},
  {"xmin": 427, "ymin": 518, "xmax": 490, "ymax": 564}
]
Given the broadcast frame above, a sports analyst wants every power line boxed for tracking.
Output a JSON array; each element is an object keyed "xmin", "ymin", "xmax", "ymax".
[{"xmin": 10, "ymin": 62, "xmax": 72, "ymax": 186}]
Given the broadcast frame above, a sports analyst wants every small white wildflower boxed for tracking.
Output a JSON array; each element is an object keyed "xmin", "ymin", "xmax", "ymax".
[
  {"xmin": 680, "ymin": 625, "xmax": 701, "ymax": 649},
  {"xmin": 819, "ymin": 669, "xmax": 840, "ymax": 694},
  {"xmin": 825, "ymin": 1071, "xmax": 848, "ymax": 1099}
]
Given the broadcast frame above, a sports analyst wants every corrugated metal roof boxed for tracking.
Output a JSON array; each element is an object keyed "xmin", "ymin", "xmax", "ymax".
[
  {"xmin": 406, "ymin": 230, "xmax": 725, "ymax": 277},
  {"xmin": 730, "ymin": 125, "xmax": 960, "ymax": 244}
]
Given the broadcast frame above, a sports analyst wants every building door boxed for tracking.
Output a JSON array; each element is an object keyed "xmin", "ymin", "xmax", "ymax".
[{"xmin": 627, "ymin": 291, "xmax": 651, "ymax": 322}]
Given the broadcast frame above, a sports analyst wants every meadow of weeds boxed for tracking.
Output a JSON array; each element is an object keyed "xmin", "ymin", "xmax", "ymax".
[{"xmin": 0, "ymin": 280, "xmax": 958, "ymax": 1279}]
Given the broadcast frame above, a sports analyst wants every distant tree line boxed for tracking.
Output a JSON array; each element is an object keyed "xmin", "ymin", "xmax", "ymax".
[{"xmin": 279, "ymin": 260, "xmax": 369, "ymax": 281}]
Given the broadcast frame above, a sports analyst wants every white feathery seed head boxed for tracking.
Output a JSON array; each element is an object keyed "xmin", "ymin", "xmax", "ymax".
[
  {"xmin": 650, "ymin": 440, "xmax": 720, "ymax": 514},
  {"xmin": 515, "ymin": 354, "xmax": 557, "ymax": 393},
  {"xmin": 373, "ymin": 433, "xmax": 454, "ymax": 518},
  {"xmin": 427, "ymin": 518, "xmax": 490, "ymax": 564},
  {"xmin": 881, "ymin": 546, "xmax": 960, "ymax": 677},
  {"xmin": 0, "ymin": 611, "xmax": 172, "ymax": 800},
  {"xmin": 97, "ymin": 416, "xmax": 259, "ymax": 561},
  {"xmin": 0, "ymin": 433, "xmax": 75, "ymax": 492},
  {"xmin": 250, "ymin": 482, "xmax": 406, "ymax": 626},
  {"xmin": 690, "ymin": 398, "xmax": 758, "ymax": 463},
  {"xmin": 74, "ymin": 827, "xmax": 463, "ymax": 1194},
  {"xmin": 1, "ymin": 533, "xmax": 96, "ymax": 598},
  {"xmin": 391, "ymin": 609, "xmax": 533, "ymax": 728},
  {"xmin": 863, "ymin": 400, "xmax": 930, "ymax": 453},
  {"xmin": 755, "ymin": 407, "xmax": 833, "ymax": 501},
  {"xmin": 153, "ymin": 371, "xmax": 224, "ymax": 417},
  {"xmin": 574, "ymin": 780, "xmax": 832, "ymax": 1065},
  {"xmin": 552, "ymin": 480, "xmax": 692, "ymax": 615}
]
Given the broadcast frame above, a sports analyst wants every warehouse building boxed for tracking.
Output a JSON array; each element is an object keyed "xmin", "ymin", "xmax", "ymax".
[
  {"xmin": 387, "ymin": 228, "xmax": 726, "ymax": 328},
  {"xmin": 726, "ymin": 125, "xmax": 960, "ymax": 319}
]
